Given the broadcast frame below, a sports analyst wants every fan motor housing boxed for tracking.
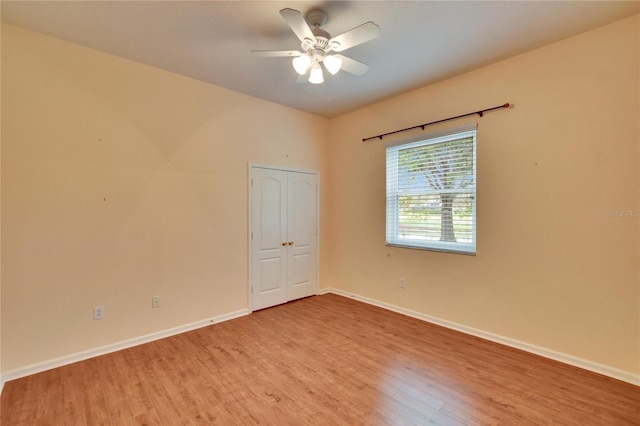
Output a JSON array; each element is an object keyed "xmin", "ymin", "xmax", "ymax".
[{"xmin": 312, "ymin": 32, "xmax": 330, "ymax": 49}]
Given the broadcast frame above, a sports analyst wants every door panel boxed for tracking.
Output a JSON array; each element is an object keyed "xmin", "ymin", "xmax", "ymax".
[
  {"xmin": 251, "ymin": 168, "xmax": 288, "ymax": 311},
  {"xmin": 291, "ymin": 253, "xmax": 311, "ymax": 288},
  {"xmin": 259, "ymin": 178, "xmax": 284, "ymax": 250},
  {"xmin": 287, "ymin": 172, "xmax": 317, "ymax": 301},
  {"xmin": 259, "ymin": 257, "xmax": 283, "ymax": 292}
]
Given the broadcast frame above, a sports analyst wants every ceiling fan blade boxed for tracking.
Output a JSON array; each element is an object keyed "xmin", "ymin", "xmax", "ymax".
[
  {"xmin": 280, "ymin": 8, "xmax": 316, "ymax": 43},
  {"xmin": 250, "ymin": 50, "xmax": 301, "ymax": 57},
  {"xmin": 334, "ymin": 55, "xmax": 370, "ymax": 75},
  {"xmin": 330, "ymin": 22, "xmax": 380, "ymax": 52}
]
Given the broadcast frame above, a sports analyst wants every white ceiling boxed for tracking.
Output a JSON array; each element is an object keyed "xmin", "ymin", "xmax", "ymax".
[{"xmin": 2, "ymin": 1, "xmax": 639, "ymax": 118}]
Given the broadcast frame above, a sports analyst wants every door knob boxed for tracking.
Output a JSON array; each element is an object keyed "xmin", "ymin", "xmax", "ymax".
[
  {"xmin": 288, "ymin": 241, "xmax": 294, "ymax": 246},
  {"xmin": 281, "ymin": 242, "xmax": 287, "ymax": 246}
]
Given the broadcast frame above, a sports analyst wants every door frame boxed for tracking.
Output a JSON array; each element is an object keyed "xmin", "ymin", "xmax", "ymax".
[{"xmin": 248, "ymin": 163, "xmax": 320, "ymax": 312}]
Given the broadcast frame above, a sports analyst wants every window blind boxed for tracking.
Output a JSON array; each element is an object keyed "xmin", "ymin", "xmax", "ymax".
[{"xmin": 386, "ymin": 125, "xmax": 477, "ymax": 254}]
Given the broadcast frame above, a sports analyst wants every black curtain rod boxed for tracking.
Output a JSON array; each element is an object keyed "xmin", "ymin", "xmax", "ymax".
[{"xmin": 362, "ymin": 102, "xmax": 511, "ymax": 142}]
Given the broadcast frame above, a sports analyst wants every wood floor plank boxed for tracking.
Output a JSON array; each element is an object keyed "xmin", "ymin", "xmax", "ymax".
[{"xmin": 2, "ymin": 294, "xmax": 639, "ymax": 425}]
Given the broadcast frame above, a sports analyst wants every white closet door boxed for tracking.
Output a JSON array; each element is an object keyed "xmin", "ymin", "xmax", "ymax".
[
  {"xmin": 250, "ymin": 166, "xmax": 318, "ymax": 311},
  {"xmin": 250, "ymin": 168, "xmax": 288, "ymax": 311},
  {"xmin": 287, "ymin": 172, "xmax": 318, "ymax": 301}
]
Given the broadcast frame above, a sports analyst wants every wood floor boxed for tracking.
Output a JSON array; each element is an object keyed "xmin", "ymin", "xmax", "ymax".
[{"xmin": 2, "ymin": 294, "xmax": 639, "ymax": 425}]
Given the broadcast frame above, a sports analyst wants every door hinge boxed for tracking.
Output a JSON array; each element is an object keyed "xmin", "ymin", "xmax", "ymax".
[{"xmin": 251, "ymin": 231, "xmax": 253, "ymax": 240}]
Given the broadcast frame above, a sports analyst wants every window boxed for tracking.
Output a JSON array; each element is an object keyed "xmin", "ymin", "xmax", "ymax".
[{"xmin": 386, "ymin": 125, "xmax": 476, "ymax": 254}]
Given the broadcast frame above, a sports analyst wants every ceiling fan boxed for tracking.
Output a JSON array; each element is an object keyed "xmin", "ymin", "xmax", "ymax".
[{"xmin": 251, "ymin": 8, "xmax": 380, "ymax": 84}]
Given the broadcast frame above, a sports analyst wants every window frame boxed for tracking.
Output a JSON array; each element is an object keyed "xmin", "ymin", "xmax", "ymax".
[{"xmin": 385, "ymin": 124, "xmax": 477, "ymax": 255}]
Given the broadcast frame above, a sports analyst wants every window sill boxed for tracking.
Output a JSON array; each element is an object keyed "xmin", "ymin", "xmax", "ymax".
[{"xmin": 386, "ymin": 242, "xmax": 476, "ymax": 256}]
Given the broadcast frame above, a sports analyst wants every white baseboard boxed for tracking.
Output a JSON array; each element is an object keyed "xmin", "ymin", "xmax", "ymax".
[
  {"xmin": 5, "ymin": 291, "xmax": 638, "ymax": 387},
  {"xmin": 318, "ymin": 287, "xmax": 639, "ymax": 386},
  {"xmin": 2, "ymin": 309, "xmax": 250, "ymax": 384}
]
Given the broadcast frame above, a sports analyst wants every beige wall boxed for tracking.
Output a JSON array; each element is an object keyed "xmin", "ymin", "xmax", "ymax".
[
  {"xmin": 1, "ymin": 24, "xmax": 329, "ymax": 371},
  {"xmin": 2, "ymin": 14, "xmax": 639, "ymax": 379},
  {"xmin": 326, "ymin": 15, "xmax": 640, "ymax": 375}
]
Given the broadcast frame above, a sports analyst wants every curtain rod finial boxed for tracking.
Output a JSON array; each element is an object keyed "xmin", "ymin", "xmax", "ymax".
[{"xmin": 504, "ymin": 102, "xmax": 510, "ymax": 108}]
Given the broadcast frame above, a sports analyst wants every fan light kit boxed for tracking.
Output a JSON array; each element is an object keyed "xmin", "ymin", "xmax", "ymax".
[{"xmin": 251, "ymin": 8, "xmax": 380, "ymax": 84}]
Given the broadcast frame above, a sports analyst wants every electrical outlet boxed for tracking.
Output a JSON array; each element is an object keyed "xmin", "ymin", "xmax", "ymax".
[
  {"xmin": 152, "ymin": 296, "xmax": 161, "ymax": 308},
  {"xmin": 93, "ymin": 305, "xmax": 105, "ymax": 320},
  {"xmin": 400, "ymin": 278, "xmax": 406, "ymax": 288}
]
